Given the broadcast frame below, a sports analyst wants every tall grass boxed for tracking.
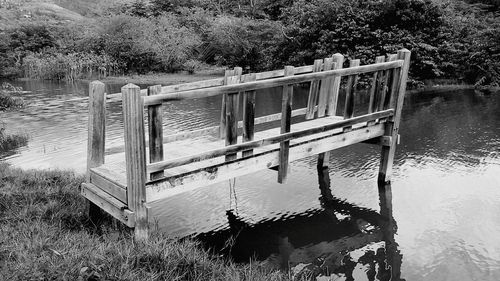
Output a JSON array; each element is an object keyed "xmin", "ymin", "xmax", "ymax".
[
  {"xmin": 23, "ymin": 52, "xmax": 123, "ymax": 81},
  {"xmin": 0, "ymin": 164, "xmax": 291, "ymax": 280}
]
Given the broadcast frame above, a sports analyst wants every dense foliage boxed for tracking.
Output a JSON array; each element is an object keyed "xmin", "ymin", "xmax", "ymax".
[{"xmin": 0, "ymin": 0, "xmax": 498, "ymax": 86}]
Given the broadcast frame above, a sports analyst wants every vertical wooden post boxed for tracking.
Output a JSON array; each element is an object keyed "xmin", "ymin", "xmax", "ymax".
[
  {"xmin": 387, "ymin": 54, "xmax": 402, "ymax": 110},
  {"xmin": 368, "ymin": 56, "xmax": 386, "ymax": 114},
  {"xmin": 343, "ymin": 59, "xmax": 361, "ymax": 119},
  {"xmin": 225, "ymin": 71, "xmax": 241, "ymax": 161},
  {"xmin": 220, "ymin": 69, "xmax": 235, "ymax": 138},
  {"xmin": 242, "ymin": 73, "xmax": 257, "ymax": 157},
  {"xmin": 278, "ymin": 66, "xmax": 295, "ymax": 183},
  {"xmin": 378, "ymin": 49, "xmax": 411, "ymax": 184},
  {"xmin": 319, "ymin": 53, "xmax": 344, "ymax": 168},
  {"xmin": 327, "ymin": 53, "xmax": 344, "ymax": 117},
  {"xmin": 379, "ymin": 54, "xmax": 398, "ymax": 111},
  {"xmin": 122, "ymin": 83, "xmax": 148, "ymax": 241},
  {"xmin": 147, "ymin": 85, "xmax": 164, "ymax": 180},
  {"xmin": 87, "ymin": 81, "xmax": 106, "ymax": 223},
  {"xmin": 305, "ymin": 59, "xmax": 323, "ymax": 119},
  {"xmin": 317, "ymin": 57, "xmax": 334, "ymax": 117}
]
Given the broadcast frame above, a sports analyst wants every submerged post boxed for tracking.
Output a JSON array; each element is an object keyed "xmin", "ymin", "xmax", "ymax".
[
  {"xmin": 87, "ymin": 81, "xmax": 106, "ymax": 223},
  {"xmin": 378, "ymin": 49, "xmax": 411, "ymax": 184},
  {"xmin": 122, "ymin": 83, "xmax": 148, "ymax": 241}
]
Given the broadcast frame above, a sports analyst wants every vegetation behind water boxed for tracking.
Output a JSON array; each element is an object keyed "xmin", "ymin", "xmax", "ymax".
[{"xmin": 0, "ymin": 0, "xmax": 499, "ymax": 86}]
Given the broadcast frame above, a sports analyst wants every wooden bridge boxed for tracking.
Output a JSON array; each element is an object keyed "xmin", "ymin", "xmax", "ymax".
[{"xmin": 81, "ymin": 49, "xmax": 411, "ymax": 240}]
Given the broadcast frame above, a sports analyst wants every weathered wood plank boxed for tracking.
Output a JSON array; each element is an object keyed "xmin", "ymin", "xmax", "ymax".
[
  {"xmin": 327, "ymin": 53, "xmax": 345, "ymax": 116},
  {"xmin": 146, "ymin": 110, "xmax": 393, "ymax": 173},
  {"xmin": 317, "ymin": 57, "xmax": 334, "ymax": 117},
  {"xmin": 87, "ymin": 81, "xmax": 106, "ymax": 181},
  {"xmin": 378, "ymin": 49, "xmax": 411, "ymax": 184},
  {"xmin": 81, "ymin": 183, "xmax": 135, "ymax": 227},
  {"xmin": 220, "ymin": 69, "xmax": 235, "ymax": 138},
  {"xmin": 368, "ymin": 56, "xmax": 386, "ymax": 114},
  {"xmin": 145, "ymin": 123, "xmax": 386, "ymax": 201},
  {"xmin": 278, "ymin": 66, "xmax": 295, "ymax": 183},
  {"xmin": 242, "ymin": 73, "xmax": 257, "ymax": 157},
  {"xmin": 225, "ymin": 73, "xmax": 241, "ymax": 161},
  {"xmin": 147, "ymin": 85, "xmax": 164, "ymax": 180},
  {"xmin": 90, "ymin": 171, "xmax": 127, "ymax": 203},
  {"xmin": 379, "ymin": 54, "xmax": 397, "ymax": 111},
  {"xmin": 143, "ymin": 60, "xmax": 404, "ymax": 105},
  {"xmin": 388, "ymin": 54, "xmax": 402, "ymax": 110},
  {"xmin": 86, "ymin": 81, "xmax": 106, "ymax": 223},
  {"xmin": 343, "ymin": 59, "xmax": 361, "ymax": 119},
  {"xmin": 122, "ymin": 83, "xmax": 148, "ymax": 241},
  {"xmin": 306, "ymin": 59, "xmax": 323, "ymax": 119}
]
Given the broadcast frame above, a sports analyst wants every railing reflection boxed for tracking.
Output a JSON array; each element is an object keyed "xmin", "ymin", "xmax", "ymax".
[{"xmin": 198, "ymin": 166, "xmax": 404, "ymax": 280}]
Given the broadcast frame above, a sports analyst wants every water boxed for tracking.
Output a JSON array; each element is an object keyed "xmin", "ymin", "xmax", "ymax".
[{"xmin": 1, "ymin": 79, "xmax": 499, "ymax": 280}]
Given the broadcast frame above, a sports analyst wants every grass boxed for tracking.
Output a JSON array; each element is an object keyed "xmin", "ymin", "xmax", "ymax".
[{"xmin": 0, "ymin": 163, "xmax": 291, "ymax": 280}]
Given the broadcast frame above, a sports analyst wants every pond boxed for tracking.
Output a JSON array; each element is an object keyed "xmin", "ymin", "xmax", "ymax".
[{"xmin": 1, "ymin": 78, "xmax": 499, "ymax": 280}]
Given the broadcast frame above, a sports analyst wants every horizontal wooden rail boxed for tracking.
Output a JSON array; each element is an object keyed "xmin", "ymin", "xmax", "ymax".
[
  {"xmin": 143, "ymin": 61, "xmax": 403, "ymax": 105},
  {"xmin": 105, "ymin": 64, "xmax": 322, "ymax": 102},
  {"xmin": 146, "ymin": 109, "xmax": 394, "ymax": 173}
]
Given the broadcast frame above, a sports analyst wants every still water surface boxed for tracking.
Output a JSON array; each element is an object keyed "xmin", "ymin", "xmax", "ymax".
[{"xmin": 1, "ymin": 79, "xmax": 499, "ymax": 280}]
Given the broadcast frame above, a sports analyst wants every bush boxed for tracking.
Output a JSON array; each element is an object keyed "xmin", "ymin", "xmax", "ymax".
[{"xmin": 206, "ymin": 15, "xmax": 281, "ymax": 70}]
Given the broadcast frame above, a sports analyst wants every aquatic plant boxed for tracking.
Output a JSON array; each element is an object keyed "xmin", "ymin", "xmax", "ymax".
[{"xmin": 0, "ymin": 82, "xmax": 25, "ymax": 110}]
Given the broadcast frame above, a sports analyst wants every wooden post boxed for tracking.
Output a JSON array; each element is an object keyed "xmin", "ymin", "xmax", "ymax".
[
  {"xmin": 147, "ymin": 85, "xmax": 164, "ymax": 180},
  {"xmin": 278, "ymin": 66, "xmax": 295, "ymax": 183},
  {"xmin": 122, "ymin": 83, "xmax": 148, "ymax": 241},
  {"xmin": 343, "ymin": 59, "xmax": 361, "ymax": 119},
  {"xmin": 305, "ymin": 59, "xmax": 323, "ymax": 119},
  {"xmin": 379, "ymin": 54, "xmax": 397, "ymax": 111},
  {"xmin": 319, "ymin": 53, "xmax": 344, "ymax": 168},
  {"xmin": 87, "ymin": 81, "xmax": 106, "ymax": 223},
  {"xmin": 378, "ymin": 49, "xmax": 411, "ymax": 184},
  {"xmin": 326, "ymin": 53, "xmax": 344, "ymax": 116},
  {"xmin": 317, "ymin": 57, "xmax": 334, "ymax": 117},
  {"xmin": 368, "ymin": 56, "xmax": 386, "ymax": 114},
  {"xmin": 220, "ymin": 69, "xmax": 235, "ymax": 138},
  {"xmin": 225, "ymin": 72, "xmax": 241, "ymax": 161},
  {"xmin": 242, "ymin": 73, "xmax": 257, "ymax": 157}
]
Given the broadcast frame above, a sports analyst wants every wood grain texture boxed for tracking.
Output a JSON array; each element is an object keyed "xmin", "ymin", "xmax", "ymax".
[
  {"xmin": 122, "ymin": 83, "xmax": 148, "ymax": 241},
  {"xmin": 146, "ymin": 110, "xmax": 393, "ymax": 173},
  {"xmin": 225, "ymin": 74, "xmax": 241, "ymax": 161},
  {"xmin": 219, "ymin": 69, "xmax": 235, "ymax": 138},
  {"xmin": 145, "ymin": 123, "xmax": 387, "ymax": 202},
  {"xmin": 379, "ymin": 54, "xmax": 398, "ymax": 111},
  {"xmin": 368, "ymin": 56, "xmax": 386, "ymax": 114},
  {"xmin": 242, "ymin": 73, "xmax": 257, "ymax": 157},
  {"xmin": 87, "ymin": 81, "xmax": 106, "ymax": 181},
  {"xmin": 147, "ymin": 85, "xmax": 164, "ymax": 180},
  {"xmin": 317, "ymin": 57, "xmax": 334, "ymax": 117},
  {"xmin": 327, "ymin": 53, "xmax": 345, "ymax": 116},
  {"xmin": 143, "ymin": 61, "xmax": 404, "ymax": 105},
  {"xmin": 306, "ymin": 59, "xmax": 323, "ymax": 119},
  {"xmin": 343, "ymin": 59, "xmax": 361, "ymax": 119},
  {"xmin": 378, "ymin": 49, "xmax": 411, "ymax": 184},
  {"xmin": 278, "ymin": 66, "xmax": 295, "ymax": 183}
]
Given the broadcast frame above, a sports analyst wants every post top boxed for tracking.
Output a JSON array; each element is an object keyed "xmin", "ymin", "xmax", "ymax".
[{"xmin": 122, "ymin": 83, "xmax": 140, "ymax": 89}]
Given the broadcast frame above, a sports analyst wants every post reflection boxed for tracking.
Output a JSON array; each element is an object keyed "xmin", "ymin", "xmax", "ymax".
[{"xmin": 198, "ymin": 166, "xmax": 403, "ymax": 280}]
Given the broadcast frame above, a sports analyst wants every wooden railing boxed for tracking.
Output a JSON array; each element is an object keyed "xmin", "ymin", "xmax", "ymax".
[{"xmin": 86, "ymin": 49, "xmax": 411, "ymax": 241}]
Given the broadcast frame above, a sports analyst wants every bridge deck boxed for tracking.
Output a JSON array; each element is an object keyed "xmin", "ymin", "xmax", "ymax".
[{"xmin": 88, "ymin": 115, "xmax": 387, "ymax": 204}]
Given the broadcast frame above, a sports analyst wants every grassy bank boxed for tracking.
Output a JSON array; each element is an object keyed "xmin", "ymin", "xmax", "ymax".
[{"xmin": 0, "ymin": 163, "xmax": 291, "ymax": 280}]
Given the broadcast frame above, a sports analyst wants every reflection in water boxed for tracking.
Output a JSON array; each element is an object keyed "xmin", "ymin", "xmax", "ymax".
[
  {"xmin": 2, "ymin": 79, "xmax": 500, "ymax": 280},
  {"xmin": 197, "ymin": 165, "xmax": 404, "ymax": 280}
]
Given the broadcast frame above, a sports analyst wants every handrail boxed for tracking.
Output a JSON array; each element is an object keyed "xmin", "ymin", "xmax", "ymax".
[
  {"xmin": 146, "ymin": 109, "xmax": 394, "ymax": 173},
  {"xmin": 143, "ymin": 60, "xmax": 403, "ymax": 105},
  {"xmin": 105, "ymin": 64, "xmax": 321, "ymax": 101}
]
